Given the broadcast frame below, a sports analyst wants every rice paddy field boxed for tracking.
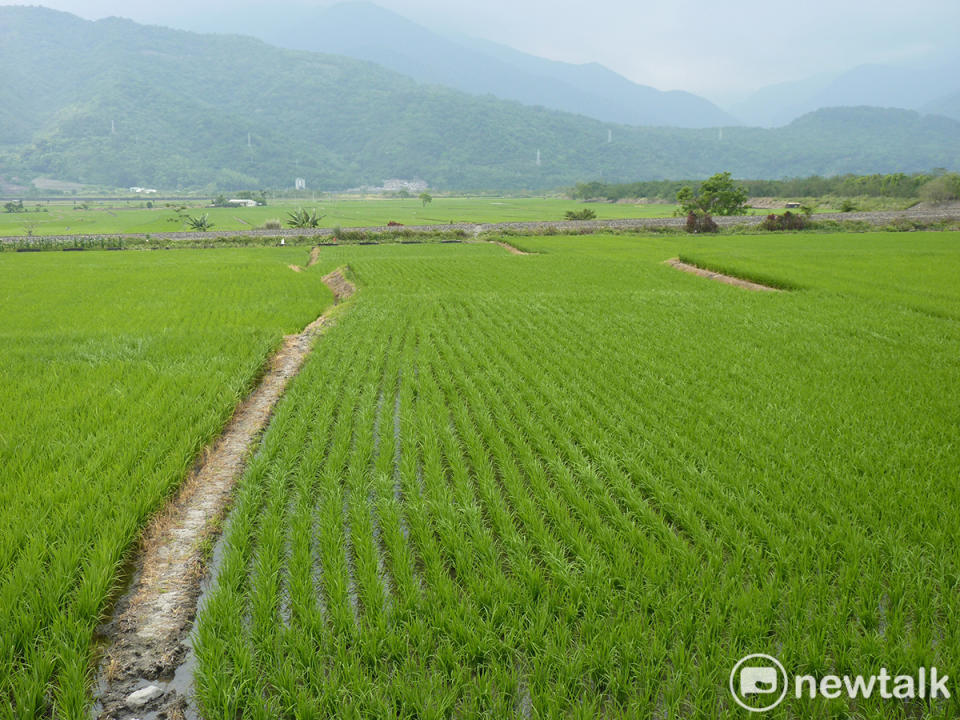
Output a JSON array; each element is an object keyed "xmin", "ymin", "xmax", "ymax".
[
  {"xmin": 2, "ymin": 230, "xmax": 959, "ymax": 718},
  {"xmin": 195, "ymin": 233, "xmax": 959, "ymax": 718},
  {"xmin": 0, "ymin": 197, "xmax": 680, "ymax": 237},
  {"xmin": 0, "ymin": 249, "xmax": 332, "ymax": 717}
]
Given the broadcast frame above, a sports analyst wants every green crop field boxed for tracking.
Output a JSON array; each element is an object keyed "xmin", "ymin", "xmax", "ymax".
[
  {"xmin": 191, "ymin": 233, "xmax": 959, "ymax": 718},
  {"xmin": 0, "ymin": 197, "xmax": 682, "ymax": 237},
  {"xmin": 3, "ymin": 231, "xmax": 959, "ymax": 718},
  {"xmin": 0, "ymin": 249, "xmax": 332, "ymax": 717}
]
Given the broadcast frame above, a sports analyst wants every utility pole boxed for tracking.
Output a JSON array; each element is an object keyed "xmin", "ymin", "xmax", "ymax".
[
  {"xmin": 536, "ymin": 149, "xmax": 541, "ymax": 167},
  {"xmin": 608, "ymin": 129, "xmax": 612, "ymax": 143},
  {"xmin": 111, "ymin": 119, "xmax": 115, "ymax": 134},
  {"xmin": 247, "ymin": 132, "xmax": 252, "ymax": 148}
]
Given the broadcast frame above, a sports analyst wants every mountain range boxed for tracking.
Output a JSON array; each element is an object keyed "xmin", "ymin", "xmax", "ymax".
[
  {"xmin": 732, "ymin": 60, "xmax": 960, "ymax": 127},
  {"xmin": 1, "ymin": 6, "xmax": 959, "ymax": 192},
  {"xmin": 176, "ymin": 1, "xmax": 960, "ymax": 129},
  {"xmin": 178, "ymin": 1, "xmax": 736, "ymax": 129}
]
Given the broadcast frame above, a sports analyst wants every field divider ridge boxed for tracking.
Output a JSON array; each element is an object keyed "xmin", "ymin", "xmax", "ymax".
[
  {"xmin": 91, "ymin": 268, "xmax": 356, "ymax": 719},
  {"xmin": 665, "ymin": 258, "xmax": 781, "ymax": 292}
]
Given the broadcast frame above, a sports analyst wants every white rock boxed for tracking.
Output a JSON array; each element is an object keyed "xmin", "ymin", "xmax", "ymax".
[{"xmin": 125, "ymin": 685, "xmax": 163, "ymax": 709}]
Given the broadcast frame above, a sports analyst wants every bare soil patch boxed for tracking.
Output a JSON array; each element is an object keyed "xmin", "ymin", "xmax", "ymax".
[
  {"xmin": 288, "ymin": 264, "xmax": 303, "ymax": 273},
  {"xmin": 307, "ymin": 246, "xmax": 322, "ymax": 267},
  {"xmin": 321, "ymin": 267, "xmax": 356, "ymax": 303},
  {"xmin": 666, "ymin": 258, "xmax": 780, "ymax": 292},
  {"xmin": 493, "ymin": 240, "xmax": 530, "ymax": 255},
  {"xmin": 92, "ymin": 273, "xmax": 354, "ymax": 719}
]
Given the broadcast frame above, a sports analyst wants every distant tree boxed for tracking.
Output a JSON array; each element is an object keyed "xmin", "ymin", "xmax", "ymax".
[
  {"xmin": 676, "ymin": 172, "xmax": 748, "ymax": 216},
  {"xmin": 919, "ymin": 174, "xmax": 960, "ymax": 204},
  {"xmin": 212, "ymin": 194, "xmax": 229, "ymax": 207},
  {"xmin": 419, "ymin": 192, "xmax": 432, "ymax": 207},
  {"xmin": 565, "ymin": 208, "xmax": 597, "ymax": 220},
  {"xmin": 569, "ymin": 181, "xmax": 607, "ymax": 200},
  {"xmin": 397, "ymin": 189, "xmax": 411, "ymax": 199},
  {"xmin": 4, "ymin": 200, "xmax": 25, "ymax": 213}
]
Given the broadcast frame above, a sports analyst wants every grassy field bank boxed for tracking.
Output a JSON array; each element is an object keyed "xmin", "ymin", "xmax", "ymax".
[
  {"xmin": 0, "ymin": 196, "xmax": 847, "ymax": 238},
  {"xmin": 0, "ymin": 249, "xmax": 332, "ymax": 717},
  {"xmin": 193, "ymin": 232, "xmax": 960, "ymax": 717}
]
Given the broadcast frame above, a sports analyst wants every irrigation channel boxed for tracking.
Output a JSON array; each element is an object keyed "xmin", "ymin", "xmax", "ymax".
[{"xmin": 92, "ymin": 267, "xmax": 355, "ymax": 720}]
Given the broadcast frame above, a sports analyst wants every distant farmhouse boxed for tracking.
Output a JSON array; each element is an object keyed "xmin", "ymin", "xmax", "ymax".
[
  {"xmin": 381, "ymin": 178, "xmax": 428, "ymax": 193},
  {"xmin": 129, "ymin": 187, "xmax": 157, "ymax": 194},
  {"xmin": 227, "ymin": 198, "xmax": 258, "ymax": 207}
]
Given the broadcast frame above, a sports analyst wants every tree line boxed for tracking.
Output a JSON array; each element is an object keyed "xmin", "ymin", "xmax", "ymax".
[{"xmin": 569, "ymin": 172, "xmax": 960, "ymax": 202}]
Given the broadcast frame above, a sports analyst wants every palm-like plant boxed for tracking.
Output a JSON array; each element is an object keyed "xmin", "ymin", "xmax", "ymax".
[
  {"xmin": 186, "ymin": 213, "xmax": 214, "ymax": 231},
  {"xmin": 286, "ymin": 208, "xmax": 325, "ymax": 228}
]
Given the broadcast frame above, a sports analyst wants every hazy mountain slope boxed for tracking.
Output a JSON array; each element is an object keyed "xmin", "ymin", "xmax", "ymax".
[
  {"xmin": 2, "ymin": 7, "xmax": 959, "ymax": 191},
  {"xmin": 456, "ymin": 34, "xmax": 739, "ymax": 128},
  {"xmin": 734, "ymin": 62, "xmax": 960, "ymax": 127},
  {"xmin": 183, "ymin": 1, "xmax": 737, "ymax": 129},
  {"xmin": 923, "ymin": 91, "xmax": 960, "ymax": 122}
]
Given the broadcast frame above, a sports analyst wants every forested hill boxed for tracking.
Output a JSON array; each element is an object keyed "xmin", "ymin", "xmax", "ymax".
[{"xmin": 1, "ymin": 6, "xmax": 959, "ymax": 191}]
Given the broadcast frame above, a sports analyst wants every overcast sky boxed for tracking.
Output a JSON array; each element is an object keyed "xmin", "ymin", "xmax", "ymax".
[{"xmin": 4, "ymin": 0, "xmax": 958, "ymax": 101}]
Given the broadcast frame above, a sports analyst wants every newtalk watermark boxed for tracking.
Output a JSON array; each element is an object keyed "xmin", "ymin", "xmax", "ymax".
[{"xmin": 730, "ymin": 654, "xmax": 951, "ymax": 713}]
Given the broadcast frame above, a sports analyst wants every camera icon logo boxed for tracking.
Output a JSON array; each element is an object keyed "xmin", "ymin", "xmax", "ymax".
[{"xmin": 730, "ymin": 654, "xmax": 788, "ymax": 712}]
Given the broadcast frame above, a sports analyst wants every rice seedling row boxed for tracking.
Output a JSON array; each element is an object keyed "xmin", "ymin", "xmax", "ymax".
[
  {"xmin": 0, "ymin": 248, "xmax": 333, "ymax": 718},
  {"xmin": 193, "ymin": 234, "xmax": 960, "ymax": 718}
]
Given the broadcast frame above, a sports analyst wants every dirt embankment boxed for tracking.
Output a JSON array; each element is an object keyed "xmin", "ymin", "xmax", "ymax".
[
  {"xmin": 665, "ymin": 258, "xmax": 780, "ymax": 292},
  {"xmin": 93, "ymin": 269, "xmax": 354, "ymax": 720},
  {"xmin": 321, "ymin": 267, "xmax": 355, "ymax": 302},
  {"xmin": 288, "ymin": 246, "xmax": 324, "ymax": 273},
  {"xmin": 493, "ymin": 240, "xmax": 530, "ymax": 255}
]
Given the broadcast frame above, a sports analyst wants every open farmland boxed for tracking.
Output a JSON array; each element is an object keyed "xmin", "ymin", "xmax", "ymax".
[
  {"xmin": 0, "ymin": 198, "xmax": 680, "ymax": 238},
  {"xmin": 188, "ymin": 233, "xmax": 960, "ymax": 718},
  {"xmin": 0, "ymin": 249, "xmax": 333, "ymax": 717}
]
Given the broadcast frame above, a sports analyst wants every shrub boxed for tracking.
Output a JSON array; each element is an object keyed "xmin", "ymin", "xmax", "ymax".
[
  {"xmin": 261, "ymin": 219, "xmax": 282, "ymax": 230},
  {"xmin": 564, "ymin": 208, "xmax": 597, "ymax": 220},
  {"xmin": 685, "ymin": 211, "xmax": 718, "ymax": 233},
  {"xmin": 760, "ymin": 211, "xmax": 808, "ymax": 231},
  {"xmin": 839, "ymin": 199, "xmax": 857, "ymax": 213}
]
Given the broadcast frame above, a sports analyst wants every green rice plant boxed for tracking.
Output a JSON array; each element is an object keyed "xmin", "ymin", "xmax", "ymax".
[
  {"xmin": 189, "ymin": 233, "xmax": 960, "ymax": 718},
  {"xmin": 0, "ymin": 247, "xmax": 333, "ymax": 718},
  {"xmin": 11, "ymin": 231, "xmax": 959, "ymax": 718}
]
